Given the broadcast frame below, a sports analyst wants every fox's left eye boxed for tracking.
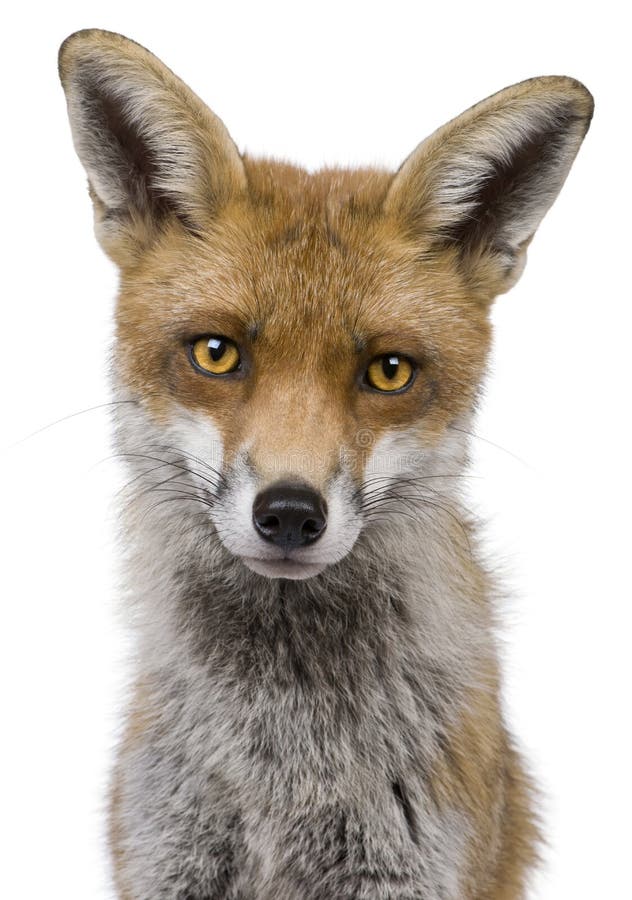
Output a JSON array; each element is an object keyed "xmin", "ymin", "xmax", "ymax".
[
  {"xmin": 366, "ymin": 354, "xmax": 414, "ymax": 393},
  {"xmin": 189, "ymin": 336, "xmax": 241, "ymax": 376}
]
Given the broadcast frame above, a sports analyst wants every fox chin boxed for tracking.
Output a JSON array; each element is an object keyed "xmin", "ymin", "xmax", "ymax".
[{"xmin": 59, "ymin": 28, "xmax": 592, "ymax": 900}]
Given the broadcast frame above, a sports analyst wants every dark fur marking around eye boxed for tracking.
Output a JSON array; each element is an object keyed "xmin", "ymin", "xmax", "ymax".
[
  {"xmin": 247, "ymin": 322, "xmax": 261, "ymax": 342},
  {"xmin": 352, "ymin": 332, "xmax": 367, "ymax": 353}
]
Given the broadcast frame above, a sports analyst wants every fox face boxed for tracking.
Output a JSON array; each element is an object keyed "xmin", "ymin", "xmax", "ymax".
[
  {"xmin": 111, "ymin": 164, "xmax": 492, "ymax": 580},
  {"xmin": 59, "ymin": 31, "xmax": 592, "ymax": 581}
]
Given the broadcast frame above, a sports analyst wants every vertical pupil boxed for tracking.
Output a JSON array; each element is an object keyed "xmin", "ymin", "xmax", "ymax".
[
  {"xmin": 208, "ymin": 338, "xmax": 226, "ymax": 361},
  {"xmin": 382, "ymin": 355, "xmax": 399, "ymax": 380}
]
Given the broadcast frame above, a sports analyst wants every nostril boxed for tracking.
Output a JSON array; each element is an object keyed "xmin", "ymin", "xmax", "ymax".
[
  {"xmin": 253, "ymin": 481, "xmax": 328, "ymax": 548},
  {"xmin": 302, "ymin": 518, "xmax": 324, "ymax": 539},
  {"xmin": 256, "ymin": 513, "xmax": 281, "ymax": 537}
]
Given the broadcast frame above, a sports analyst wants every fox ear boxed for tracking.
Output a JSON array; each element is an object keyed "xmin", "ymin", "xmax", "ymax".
[
  {"xmin": 384, "ymin": 76, "xmax": 593, "ymax": 294},
  {"xmin": 58, "ymin": 29, "xmax": 247, "ymax": 263}
]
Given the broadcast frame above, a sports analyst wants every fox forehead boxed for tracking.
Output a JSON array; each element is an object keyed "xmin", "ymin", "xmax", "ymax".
[{"xmin": 115, "ymin": 157, "xmax": 491, "ymax": 419}]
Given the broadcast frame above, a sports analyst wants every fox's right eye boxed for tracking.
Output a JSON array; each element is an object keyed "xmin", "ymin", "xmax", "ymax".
[{"xmin": 189, "ymin": 336, "xmax": 241, "ymax": 376}]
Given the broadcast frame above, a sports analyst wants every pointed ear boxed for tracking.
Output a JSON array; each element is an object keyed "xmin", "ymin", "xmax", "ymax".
[
  {"xmin": 384, "ymin": 76, "xmax": 593, "ymax": 295},
  {"xmin": 58, "ymin": 29, "xmax": 247, "ymax": 264}
]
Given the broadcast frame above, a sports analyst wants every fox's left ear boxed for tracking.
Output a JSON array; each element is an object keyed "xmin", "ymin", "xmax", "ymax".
[{"xmin": 384, "ymin": 76, "xmax": 593, "ymax": 295}]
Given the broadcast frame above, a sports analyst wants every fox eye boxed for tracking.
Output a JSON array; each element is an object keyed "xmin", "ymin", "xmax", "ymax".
[
  {"xmin": 189, "ymin": 336, "xmax": 241, "ymax": 376},
  {"xmin": 366, "ymin": 354, "xmax": 414, "ymax": 393}
]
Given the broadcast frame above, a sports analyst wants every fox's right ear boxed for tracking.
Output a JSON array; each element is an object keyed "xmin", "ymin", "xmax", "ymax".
[{"xmin": 58, "ymin": 29, "xmax": 247, "ymax": 265}]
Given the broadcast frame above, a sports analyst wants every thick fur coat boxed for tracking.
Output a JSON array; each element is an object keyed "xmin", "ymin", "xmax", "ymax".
[{"xmin": 58, "ymin": 29, "xmax": 593, "ymax": 899}]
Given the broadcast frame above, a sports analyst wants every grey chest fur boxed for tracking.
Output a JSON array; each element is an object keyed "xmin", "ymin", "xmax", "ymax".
[{"xmin": 115, "ymin": 553, "xmax": 480, "ymax": 899}]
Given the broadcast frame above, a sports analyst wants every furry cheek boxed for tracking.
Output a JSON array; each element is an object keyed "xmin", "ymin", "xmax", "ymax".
[
  {"xmin": 163, "ymin": 406, "xmax": 226, "ymax": 496},
  {"xmin": 359, "ymin": 422, "xmax": 470, "ymax": 524}
]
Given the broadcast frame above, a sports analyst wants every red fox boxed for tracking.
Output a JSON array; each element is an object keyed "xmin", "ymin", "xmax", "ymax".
[{"xmin": 59, "ymin": 29, "xmax": 593, "ymax": 899}]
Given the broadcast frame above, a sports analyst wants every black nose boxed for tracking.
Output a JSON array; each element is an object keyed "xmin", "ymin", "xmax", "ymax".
[{"xmin": 253, "ymin": 481, "xmax": 328, "ymax": 548}]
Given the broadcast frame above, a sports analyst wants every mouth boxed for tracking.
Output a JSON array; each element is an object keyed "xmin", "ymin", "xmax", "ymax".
[{"xmin": 241, "ymin": 555, "xmax": 326, "ymax": 580}]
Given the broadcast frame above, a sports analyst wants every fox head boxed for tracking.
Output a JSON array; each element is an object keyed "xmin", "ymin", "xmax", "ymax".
[{"xmin": 59, "ymin": 30, "xmax": 592, "ymax": 581}]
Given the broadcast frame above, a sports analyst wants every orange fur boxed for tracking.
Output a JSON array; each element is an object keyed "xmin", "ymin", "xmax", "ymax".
[
  {"xmin": 58, "ymin": 29, "xmax": 593, "ymax": 899},
  {"xmin": 114, "ymin": 158, "xmax": 491, "ymax": 489}
]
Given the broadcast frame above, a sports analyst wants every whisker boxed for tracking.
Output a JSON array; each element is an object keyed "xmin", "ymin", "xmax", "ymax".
[
  {"xmin": 361, "ymin": 488, "xmax": 472, "ymax": 556},
  {"xmin": 4, "ymin": 398, "xmax": 142, "ymax": 451},
  {"xmin": 141, "ymin": 494, "xmax": 217, "ymax": 525},
  {"xmin": 116, "ymin": 461, "xmax": 183, "ymax": 498},
  {"xmin": 355, "ymin": 472, "xmax": 481, "ymax": 504},
  {"xmin": 446, "ymin": 423, "xmax": 531, "ymax": 468},
  {"xmin": 154, "ymin": 444, "xmax": 224, "ymax": 480},
  {"xmin": 148, "ymin": 445, "xmax": 225, "ymax": 490},
  {"xmin": 115, "ymin": 452, "xmax": 220, "ymax": 491}
]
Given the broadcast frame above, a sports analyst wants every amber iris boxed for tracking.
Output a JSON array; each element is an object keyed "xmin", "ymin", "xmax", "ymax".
[
  {"xmin": 190, "ymin": 336, "xmax": 240, "ymax": 375},
  {"xmin": 366, "ymin": 354, "xmax": 414, "ymax": 392}
]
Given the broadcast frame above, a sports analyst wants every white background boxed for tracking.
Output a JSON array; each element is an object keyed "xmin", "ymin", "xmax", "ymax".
[{"xmin": 1, "ymin": 2, "xmax": 629, "ymax": 897}]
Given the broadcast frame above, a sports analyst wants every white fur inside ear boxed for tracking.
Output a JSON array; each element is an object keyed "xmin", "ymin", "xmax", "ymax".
[
  {"xmin": 432, "ymin": 99, "xmax": 587, "ymax": 249},
  {"xmin": 385, "ymin": 77, "xmax": 593, "ymax": 276},
  {"xmin": 65, "ymin": 72, "xmax": 207, "ymax": 217},
  {"xmin": 59, "ymin": 31, "xmax": 247, "ymax": 248}
]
